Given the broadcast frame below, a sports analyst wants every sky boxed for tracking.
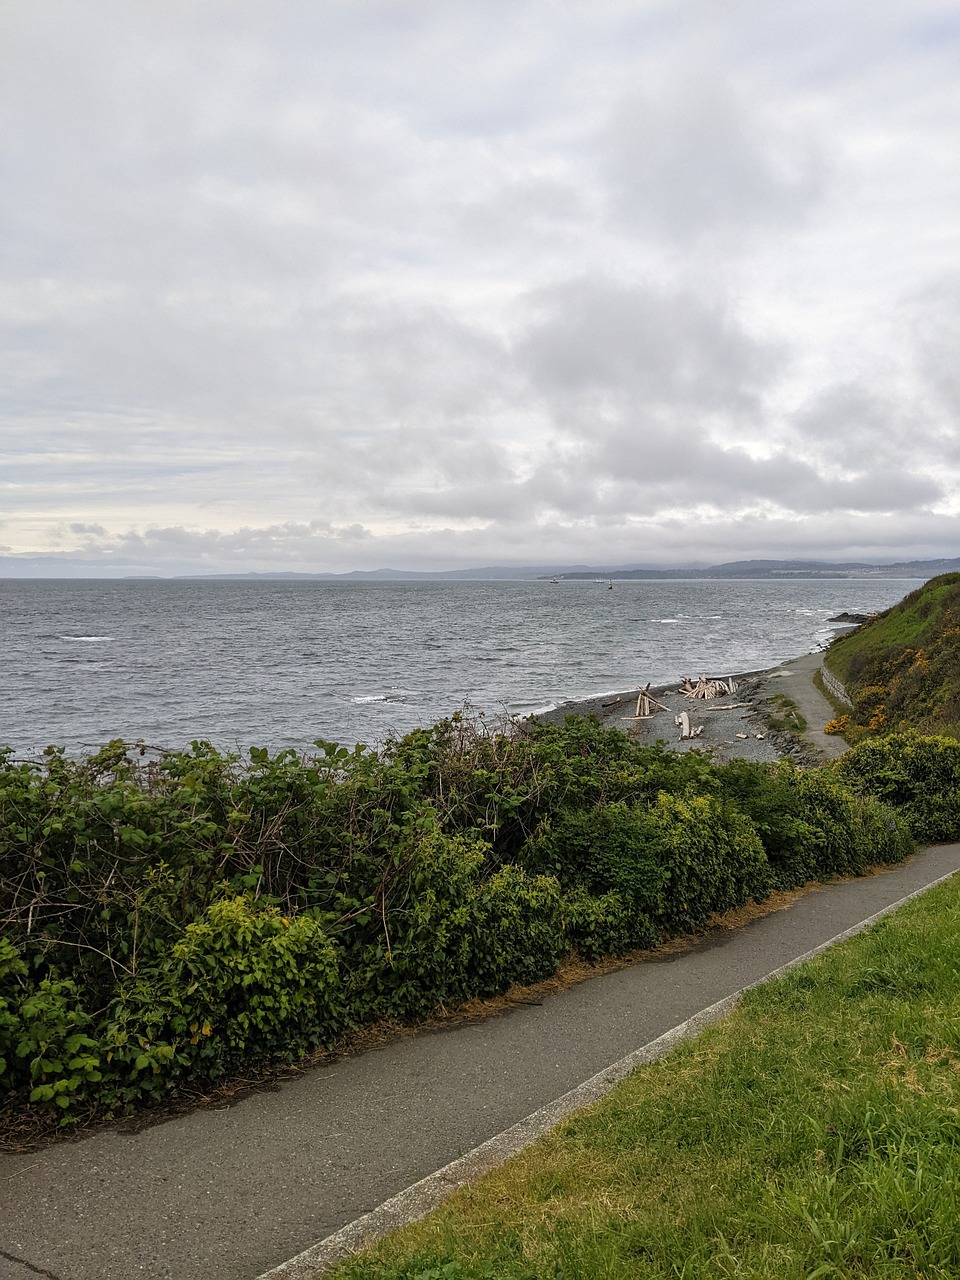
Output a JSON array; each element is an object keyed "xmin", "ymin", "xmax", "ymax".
[{"xmin": 1, "ymin": 0, "xmax": 958, "ymax": 576}]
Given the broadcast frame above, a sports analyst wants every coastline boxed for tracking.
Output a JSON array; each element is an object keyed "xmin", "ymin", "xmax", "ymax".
[{"xmin": 534, "ymin": 650, "xmax": 837, "ymax": 765}]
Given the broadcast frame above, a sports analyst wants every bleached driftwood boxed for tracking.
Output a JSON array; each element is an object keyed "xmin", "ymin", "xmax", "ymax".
[
  {"xmin": 617, "ymin": 681, "xmax": 675, "ymax": 721},
  {"xmin": 635, "ymin": 682, "xmax": 671, "ymax": 717},
  {"xmin": 674, "ymin": 711, "xmax": 704, "ymax": 741},
  {"xmin": 679, "ymin": 675, "xmax": 739, "ymax": 700}
]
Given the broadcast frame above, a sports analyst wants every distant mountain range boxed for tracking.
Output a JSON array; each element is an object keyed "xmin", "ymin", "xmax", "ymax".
[{"xmin": 173, "ymin": 557, "xmax": 960, "ymax": 582}]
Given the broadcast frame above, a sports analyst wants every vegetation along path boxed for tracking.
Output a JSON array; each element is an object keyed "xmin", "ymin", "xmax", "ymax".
[
  {"xmin": 5, "ymin": 582, "xmax": 959, "ymax": 1280},
  {"xmin": 1, "ymin": 840, "xmax": 958, "ymax": 1280}
]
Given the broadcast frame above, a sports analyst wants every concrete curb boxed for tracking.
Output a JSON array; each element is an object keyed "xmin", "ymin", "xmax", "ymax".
[{"xmin": 257, "ymin": 862, "xmax": 960, "ymax": 1279}]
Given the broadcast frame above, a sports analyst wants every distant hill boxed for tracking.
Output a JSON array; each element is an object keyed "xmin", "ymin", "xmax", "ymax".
[
  {"xmin": 824, "ymin": 572, "xmax": 960, "ymax": 738},
  {"xmin": 175, "ymin": 565, "xmax": 597, "ymax": 581},
  {"xmin": 173, "ymin": 557, "xmax": 960, "ymax": 583},
  {"xmin": 554, "ymin": 558, "xmax": 960, "ymax": 581}
]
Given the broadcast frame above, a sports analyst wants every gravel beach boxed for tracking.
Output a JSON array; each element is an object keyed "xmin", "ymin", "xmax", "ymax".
[{"xmin": 536, "ymin": 649, "xmax": 842, "ymax": 766}]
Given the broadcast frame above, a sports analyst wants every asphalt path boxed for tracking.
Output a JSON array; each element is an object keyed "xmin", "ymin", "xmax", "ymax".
[
  {"xmin": 754, "ymin": 650, "xmax": 850, "ymax": 761},
  {"xmin": 2, "ymin": 841, "xmax": 960, "ymax": 1280}
]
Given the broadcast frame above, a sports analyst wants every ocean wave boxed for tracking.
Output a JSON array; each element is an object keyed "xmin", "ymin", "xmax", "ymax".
[
  {"xmin": 59, "ymin": 635, "xmax": 116, "ymax": 642},
  {"xmin": 351, "ymin": 691, "xmax": 418, "ymax": 704}
]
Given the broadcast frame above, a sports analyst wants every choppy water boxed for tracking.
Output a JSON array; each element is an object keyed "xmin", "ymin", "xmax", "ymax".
[{"xmin": 0, "ymin": 577, "xmax": 923, "ymax": 755}]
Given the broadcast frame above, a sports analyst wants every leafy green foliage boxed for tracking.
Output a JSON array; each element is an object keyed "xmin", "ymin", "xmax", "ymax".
[
  {"xmin": 475, "ymin": 865, "xmax": 566, "ymax": 990},
  {"xmin": 835, "ymin": 731, "xmax": 960, "ymax": 842},
  {"xmin": 718, "ymin": 758, "xmax": 914, "ymax": 888},
  {"xmin": 0, "ymin": 946, "xmax": 102, "ymax": 1122},
  {"xmin": 0, "ymin": 707, "xmax": 928, "ymax": 1126},
  {"xmin": 524, "ymin": 802, "xmax": 667, "ymax": 946},
  {"xmin": 645, "ymin": 792, "xmax": 770, "ymax": 930}
]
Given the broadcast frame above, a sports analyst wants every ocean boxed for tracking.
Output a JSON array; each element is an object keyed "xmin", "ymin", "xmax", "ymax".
[{"xmin": 0, "ymin": 576, "xmax": 923, "ymax": 757}]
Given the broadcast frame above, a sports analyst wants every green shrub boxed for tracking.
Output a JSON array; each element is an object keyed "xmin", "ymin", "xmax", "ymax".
[
  {"xmin": 646, "ymin": 792, "xmax": 771, "ymax": 931},
  {"xmin": 0, "ymin": 936, "xmax": 27, "ymax": 1079},
  {"xmin": 342, "ymin": 831, "xmax": 491, "ymax": 1022},
  {"xmin": 523, "ymin": 803, "xmax": 667, "ymax": 949},
  {"xmin": 166, "ymin": 896, "xmax": 343, "ymax": 1077},
  {"xmin": 718, "ymin": 759, "xmax": 913, "ymax": 888},
  {"xmin": 96, "ymin": 895, "xmax": 344, "ymax": 1103},
  {"xmin": 0, "ymin": 707, "xmax": 938, "ymax": 1128},
  {"xmin": 561, "ymin": 888, "xmax": 644, "ymax": 959},
  {"xmin": 0, "ymin": 941, "xmax": 102, "ymax": 1119},
  {"xmin": 851, "ymin": 794, "xmax": 915, "ymax": 866},
  {"xmin": 97, "ymin": 976, "xmax": 185, "ymax": 1109},
  {"xmin": 474, "ymin": 865, "xmax": 567, "ymax": 993},
  {"xmin": 835, "ymin": 732, "xmax": 960, "ymax": 843}
]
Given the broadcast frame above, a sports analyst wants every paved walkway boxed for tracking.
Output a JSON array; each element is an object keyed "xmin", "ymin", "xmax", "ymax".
[
  {"xmin": 754, "ymin": 650, "xmax": 849, "ymax": 761},
  {"xmin": 1, "ymin": 654, "xmax": 950, "ymax": 1280}
]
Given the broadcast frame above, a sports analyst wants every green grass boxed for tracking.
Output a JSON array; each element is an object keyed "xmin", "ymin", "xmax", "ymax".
[
  {"xmin": 827, "ymin": 575, "xmax": 960, "ymax": 687},
  {"xmin": 764, "ymin": 692, "xmax": 808, "ymax": 736},
  {"xmin": 824, "ymin": 574, "xmax": 960, "ymax": 739},
  {"xmin": 331, "ymin": 875, "xmax": 960, "ymax": 1280}
]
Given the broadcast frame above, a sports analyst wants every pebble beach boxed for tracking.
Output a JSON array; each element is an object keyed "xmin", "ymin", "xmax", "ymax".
[{"xmin": 536, "ymin": 649, "xmax": 845, "ymax": 766}]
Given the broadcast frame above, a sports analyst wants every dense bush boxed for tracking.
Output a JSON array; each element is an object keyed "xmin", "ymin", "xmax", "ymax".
[
  {"xmin": 834, "ymin": 731, "xmax": 960, "ymax": 843},
  {"xmin": 718, "ymin": 759, "xmax": 913, "ymax": 888},
  {"xmin": 0, "ymin": 712, "xmax": 927, "ymax": 1127},
  {"xmin": 523, "ymin": 802, "xmax": 667, "ymax": 945},
  {"xmin": 646, "ymin": 792, "xmax": 770, "ymax": 931}
]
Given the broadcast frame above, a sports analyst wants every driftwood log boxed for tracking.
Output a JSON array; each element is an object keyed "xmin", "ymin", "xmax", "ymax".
[
  {"xmin": 674, "ymin": 711, "xmax": 704, "ymax": 740},
  {"xmin": 679, "ymin": 675, "xmax": 739, "ymax": 700},
  {"xmin": 635, "ymin": 682, "xmax": 672, "ymax": 717}
]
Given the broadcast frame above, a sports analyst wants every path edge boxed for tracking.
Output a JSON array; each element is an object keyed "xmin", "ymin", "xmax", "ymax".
[{"xmin": 257, "ymin": 861, "xmax": 960, "ymax": 1279}]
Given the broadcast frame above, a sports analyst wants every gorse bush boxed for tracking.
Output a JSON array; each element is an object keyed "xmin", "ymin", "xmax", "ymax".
[
  {"xmin": 825, "ymin": 573, "xmax": 960, "ymax": 738},
  {"xmin": 834, "ymin": 731, "xmax": 960, "ymax": 843},
  {"xmin": 0, "ymin": 711, "xmax": 930, "ymax": 1127}
]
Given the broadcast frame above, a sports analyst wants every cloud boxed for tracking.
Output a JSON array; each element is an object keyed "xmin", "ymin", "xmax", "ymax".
[
  {"xmin": 0, "ymin": 1, "xmax": 957, "ymax": 575},
  {"xmin": 601, "ymin": 79, "xmax": 825, "ymax": 244}
]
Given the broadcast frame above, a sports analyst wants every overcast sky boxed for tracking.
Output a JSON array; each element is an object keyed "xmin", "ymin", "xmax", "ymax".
[{"xmin": 1, "ymin": 1, "xmax": 958, "ymax": 575}]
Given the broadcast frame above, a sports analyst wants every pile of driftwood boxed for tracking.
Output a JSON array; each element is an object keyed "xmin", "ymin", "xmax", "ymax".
[
  {"xmin": 613, "ymin": 672, "xmax": 748, "ymax": 743},
  {"xmin": 633, "ymin": 682, "xmax": 671, "ymax": 718},
  {"xmin": 679, "ymin": 675, "xmax": 738, "ymax": 700}
]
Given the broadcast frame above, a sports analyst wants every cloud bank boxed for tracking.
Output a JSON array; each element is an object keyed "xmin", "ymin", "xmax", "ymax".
[{"xmin": 1, "ymin": 1, "xmax": 957, "ymax": 575}]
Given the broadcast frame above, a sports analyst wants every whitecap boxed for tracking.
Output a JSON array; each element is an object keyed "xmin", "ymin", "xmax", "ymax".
[{"xmin": 60, "ymin": 635, "xmax": 116, "ymax": 642}]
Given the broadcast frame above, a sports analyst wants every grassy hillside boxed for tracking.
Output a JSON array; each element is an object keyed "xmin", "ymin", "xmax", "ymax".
[{"xmin": 824, "ymin": 573, "xmax": 960, "ymax": 738}]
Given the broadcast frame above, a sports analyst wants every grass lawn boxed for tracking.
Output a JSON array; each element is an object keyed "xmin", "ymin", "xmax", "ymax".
[{"xmin": 331, "ymin": 874, "xmax": 960, "ymax": 1279}]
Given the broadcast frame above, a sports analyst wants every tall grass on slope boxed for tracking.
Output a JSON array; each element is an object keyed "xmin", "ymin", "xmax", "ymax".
[
  {"xmin": 333, "ymin": 875, "xmax": 960, "ymax": 1280},
  {"xmin": 826, "ymin": 572, "xmax": 960, "ymax": 739}
]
